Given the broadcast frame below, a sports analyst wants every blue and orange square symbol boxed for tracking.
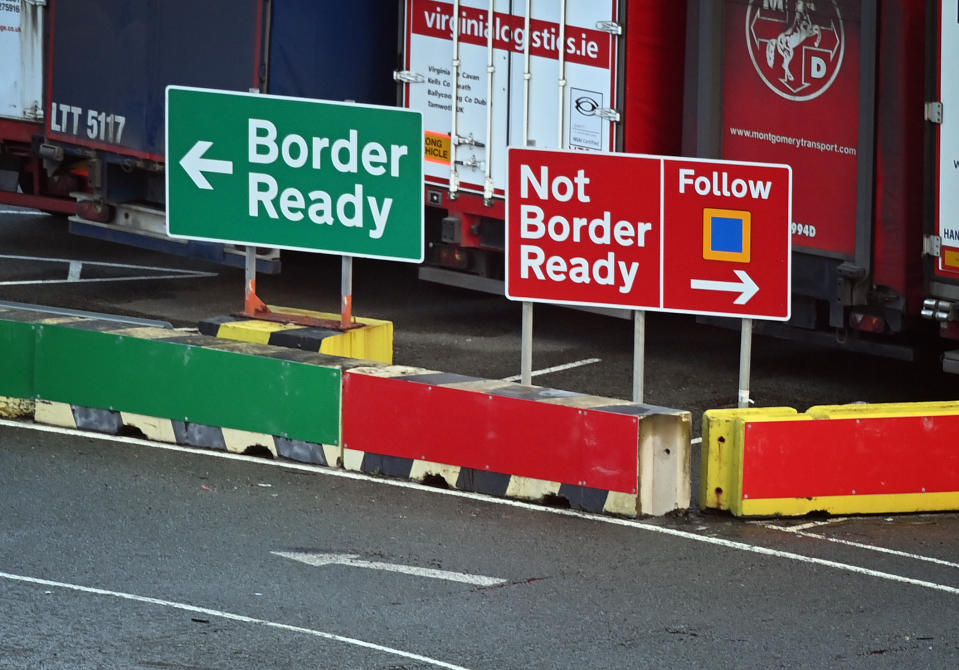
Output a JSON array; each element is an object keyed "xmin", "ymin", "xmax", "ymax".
[{"xmin": 703, "ymin": 208, "xmax": 751, "ymax": 263}]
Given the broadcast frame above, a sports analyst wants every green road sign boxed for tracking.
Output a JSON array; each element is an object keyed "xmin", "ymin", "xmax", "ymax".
[{"xmin": 165, "ymin": 86, "xmax": 424, "ymax": 262}]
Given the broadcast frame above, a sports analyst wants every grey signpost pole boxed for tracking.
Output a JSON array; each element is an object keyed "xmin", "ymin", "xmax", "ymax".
[
  {"xmin": 244, "ymin": 89, "xmax": 259, "ymax": 312},
  {"xmin": 633, "ymin": 310, "xmax": 645, "ymax": 403},
  {"xmin": 518, "ymin": 3, "xmax": 534, "ymax": 387},
  {"xmin": 738, "ymin": 318, "xmax": 753, "ymax": 408},
  {"xmin": 244, "ymin": 246, "xmax": 255, "ymax": 307},
  {"xmin": 341, "ymin": 255, "xmax": 353, "ymax": 328},
  {"xmin": 521, "ymin": 302, "xmax": 533, "ymax": 384}
]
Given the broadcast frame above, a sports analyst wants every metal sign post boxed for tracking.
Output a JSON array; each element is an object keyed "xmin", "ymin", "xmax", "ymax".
[
  {"xmin": 505, "ymin": 147, "xmax": 791, "ymax": 406},
  {"xmin": 738, "ymin": 318, "xmax": 753, "ymax": 408},
  {"xmin": 166, "ymin": 85, "xmax": 423, "ymax": 328},
  {"xmin": 633, "ymin": 310, "xmax": 645, "ymax": 404},
  {"xmin": 341, "ymin": 255, "xmax": 353, "ymax": 328},
  {"xmin": 521, "ymin": 301, "xmax": 533, "ymax": 385}
]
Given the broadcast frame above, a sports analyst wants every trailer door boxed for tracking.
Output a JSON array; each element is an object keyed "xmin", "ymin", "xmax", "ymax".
[
  {"xmin": 400, "ymin": 0, "xmax": 620, "ymax": 201},
  {"xmin": 45, "ymin": 0, "xmax": 263, "ymax": 161},
  {"xmin": 0, "ymin": 0, "xmax": 43, "ymax": 122},
  {"xmin": 721, "ymin": 0, "xmax": 863, "ymax": 261},
  {"xmin": 936, "ymin": 0, "xmax": 959, "ymax": 285}
]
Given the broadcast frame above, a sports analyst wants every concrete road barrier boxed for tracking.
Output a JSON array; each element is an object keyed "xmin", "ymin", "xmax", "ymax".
[
  {"xmin": 702, "ymin": 402, "xmax": 959, "ymax": 516},
  {"xmin": 0, "ymin": 307, "xmax": 692, "ymax": 517},
  {"xmin": 0, "ymin": 307, "xmax": 350, "ymax": 448},
  {"xmin": 343, "ymin": 367, "xmax": 691, "ymax": 516},
  {"xmin": 199, "ymin": 307, "xmax": 393, "ymax": 363}
]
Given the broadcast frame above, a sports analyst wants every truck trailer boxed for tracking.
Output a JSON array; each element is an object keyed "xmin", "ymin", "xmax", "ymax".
[{"xmin": 0, "ymin": 0, "xmax": 957, "ymax": 371}]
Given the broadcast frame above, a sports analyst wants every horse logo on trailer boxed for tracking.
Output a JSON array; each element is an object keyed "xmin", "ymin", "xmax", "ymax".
[{"xmin": 745, "ymin": 0, "xmax": 844, "ymax": 101}]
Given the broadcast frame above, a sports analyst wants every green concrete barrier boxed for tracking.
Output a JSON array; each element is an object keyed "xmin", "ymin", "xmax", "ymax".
[
  {"xmin": 0, "ymin": 308, "xmax": 349, "ymax": 447},
  {"xmin": 0, "ymin": 319, "xmax": 36, "ymax": 399}
]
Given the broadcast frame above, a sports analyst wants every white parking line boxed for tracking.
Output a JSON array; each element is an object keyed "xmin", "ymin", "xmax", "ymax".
[
  {"xmin": 757, "ymin": 522, "xmax": 959, "ymax": 570},
  {"xmin": 0, "ymin": 274, "xmax": 218, "ymax": 286},
  {"xmin": 0, "ymin": 254, "xmax": 216, "ymax": 285},
  {"xmin": 748, "ymin": 518, "xmax": 847, "ymax": 532},
  {"xmin": 2, "ymin": 418, "xmax": 958, "ymax": 598},
  {"xmin": 500, "ymin": 357, "xmax": 601, "ymax": 382},
  {"xmin": 0, "ymin": 569, "xmax": 471, "ymax": 670},
  {"xmin": 779, "ymin": 518, "xmax": 847, "ymax": 532}
]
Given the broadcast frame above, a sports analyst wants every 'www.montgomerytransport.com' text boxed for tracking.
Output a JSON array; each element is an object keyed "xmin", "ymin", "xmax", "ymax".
[{"xmin": 729, "ymin": 127, "xmax": 857, "ymax": 156}]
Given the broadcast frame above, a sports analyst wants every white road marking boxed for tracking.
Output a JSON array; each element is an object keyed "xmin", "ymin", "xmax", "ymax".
[
  {"xmin": 2, "ymin": 418, "xmax": 958, "ymax": 597},
  {"xmin": 0, "ymin": 254, "xmax": 205, "ymax": 271},
  {"xmin": 0, "ymin": 254, "xmax": 216, "ymax": 285},
  {"xmin": 273, "ymin": 551, "xmax": 506, "ymax": 586},
  {"xmin": 500, "ymin": 357, "xmax": 601, "ymax": 382},
  {"xmin": 0, "ymin": 275, "xmax": 218, "ymax": 286},
  {"xmin": 691, "ymin": 437, "xmax": 702, "ymax": 445},
  {"xmin": 776, "ymin": 518, "xmax": 847, "ymax": 532},
  {"xmin": 0, "ymin": 209, "xmax": 45, "ymax": 215},
  {"xmin": 758, "ymin": 522, "xmax": 959, "ymax": 570},
  {"xmin": 0, "ymin": 569, "xmax": 471, "ymax": 670}
]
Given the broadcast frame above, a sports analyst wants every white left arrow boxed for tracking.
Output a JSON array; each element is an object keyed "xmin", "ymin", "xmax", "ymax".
[
  {"xmin": 690, "ymin": 269, "xmax": 759, "ymax": 305},
  {"xmin": 179, "ymin": 140, "xmax": 233, "ymax": 190},
  {"xmin": 272, "ymin": 551, "xmax": 507, "ymax": 586}
]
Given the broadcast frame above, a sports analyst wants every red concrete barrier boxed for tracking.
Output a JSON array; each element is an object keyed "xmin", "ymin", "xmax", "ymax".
[
  {"xmin": 702, "ymin": 402, "xmax": 959, "ymax": 516},
  {"xmin": 342, "ymin": 367, "xmax": 691, "ymax": 517}
]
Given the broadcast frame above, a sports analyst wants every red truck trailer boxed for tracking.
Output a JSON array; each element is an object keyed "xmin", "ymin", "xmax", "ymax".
[
  {"xmin": 403, "ymin": 0, "xmax": 959, "ymax": 372},
  {"xmin": 1, "ymin": 0, "xmax": 958, "ymax": 372},
  {"xmin": 688, "ymin": 0, "xmax": 957, "ymax": 371},
  {"xmin": 398, "ymin": 0, "xmax": 686, "ymax": 290}
]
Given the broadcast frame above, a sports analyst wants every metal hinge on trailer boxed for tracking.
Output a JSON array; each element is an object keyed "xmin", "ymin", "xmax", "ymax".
[
  {"xmin": 24, "ymin": 101, "xmax": 43, "ymax": 122},
  {"xmin": 595, "ymin": 20, "xmax": 622, "ymax": 35},
  {"xmin": 597, "ymin": 107, "xmax": 621, "ymax": 122},
  {"xmin": 455, "ymin": 156, "xmax": 485, "ymax": 170},
  {"xmin": 453, "ymin": 133, "xmax": 485, "ymax": 148},
  {"xmin": 925, "ymin": 101, "xmax": 943, "ymax": 124},
  {"xmin": 924, "ymin": 235, "xmax": 942, "ymax": 257},
  {"xmin": 394, "ymin": 70, "xmax": 425, "ymax": 84}
]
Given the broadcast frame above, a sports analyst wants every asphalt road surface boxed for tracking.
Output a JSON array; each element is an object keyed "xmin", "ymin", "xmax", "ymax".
[
  {"xmin": 2, "ymin": 208, "xmax": 959, "ymax": 667},
  {"xmin": 2, "ymin": 422, "xmax": 959, "ymax": 669}
]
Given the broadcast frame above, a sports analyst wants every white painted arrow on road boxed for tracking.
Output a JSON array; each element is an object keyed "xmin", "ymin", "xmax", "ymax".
[
  {"xmin": 690, "ymin": 269, "xmax": 759, "ymax": 305},
  {"xmin": 180, "ymin": 140, "xmax": 233, "ymax": 190},
  {"xmin": 272, "ymin": 551, "xmax": 506, "ymax": 586}
]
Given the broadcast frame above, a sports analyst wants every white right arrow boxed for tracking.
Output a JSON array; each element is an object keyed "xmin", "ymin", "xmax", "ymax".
[
  {"xmin": 690, "ymin": 269, "xmax": 759, "ymax": 305},
  {"xmin": 179, "ymin": 140, "xmax": 233, "ymax": 190}
]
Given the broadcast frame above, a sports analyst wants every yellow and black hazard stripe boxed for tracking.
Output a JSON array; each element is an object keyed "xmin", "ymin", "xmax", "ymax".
[{"xmin": 199, "ymin": 312, "xmax": 393, "ymax": 364}]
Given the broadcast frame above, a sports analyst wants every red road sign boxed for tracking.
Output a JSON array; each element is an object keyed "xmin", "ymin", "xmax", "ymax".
[{"xmin": 506, "ymin": 147, "xmax": 791, "ymax": 320}]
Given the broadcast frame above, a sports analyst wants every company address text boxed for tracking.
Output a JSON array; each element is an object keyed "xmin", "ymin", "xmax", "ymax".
[{"xmin": 729, "ymin": 127, "xmax": 856, "ymax": 157}]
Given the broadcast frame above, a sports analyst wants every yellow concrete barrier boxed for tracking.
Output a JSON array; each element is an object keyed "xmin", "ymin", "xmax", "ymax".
[
  {"xmin": 701, "ymin": 401, "xmax": 959, "ymax": 517},
  {"xmin": 200, "ymin": 307, "xmax": 393, "ymax": 363},
  {"xmin": 701, "ymin": 407, "xmax": 799, "ymax": 512}
]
